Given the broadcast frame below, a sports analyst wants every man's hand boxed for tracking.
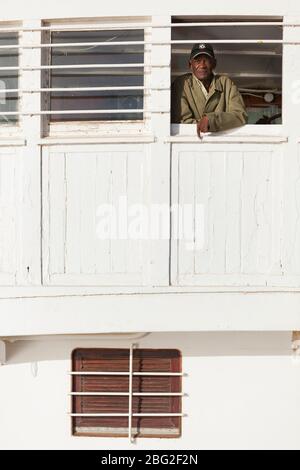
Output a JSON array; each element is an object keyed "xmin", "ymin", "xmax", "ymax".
[{"xmin": 197, "ymin": 116, "xmax": 210, "ymax": 138}]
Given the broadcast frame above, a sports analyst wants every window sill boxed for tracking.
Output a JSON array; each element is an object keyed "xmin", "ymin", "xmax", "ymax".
[
  {"xmin": 169, "ymin": 124, "xmax": 288, "ymax": 144},
  {"xmin": 167, "ymin": 135, "xmax": 287, "ymax": 144},
  {"xmin": 0, "ymin": 138, "xmax": 26, "ymax": 147},
  {"xmin": 38, "ymin": 135, "xmax": 155, "ymax": 145}
]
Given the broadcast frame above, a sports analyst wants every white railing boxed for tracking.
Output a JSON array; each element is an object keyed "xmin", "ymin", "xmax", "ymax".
[
  {"xmin": 0, "ymin": 21, "xmax": 298, "ymax": 33},
  {"xmin": 70, "ymin": 392, "xmax": 184, "ymax": 396},
  {"xmin": 69, "ymin": 371, "xmax": 184, "ymax": 376},
  {"xmin": 0, "ymin": 40, "xmax": 299, "ymax": 49},
  {"xmin": 0, "ymin": 19, "xmax": 289, "ymax": 123}
]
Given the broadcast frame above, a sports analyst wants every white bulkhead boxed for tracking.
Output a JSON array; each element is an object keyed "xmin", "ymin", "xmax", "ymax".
[{"xmin": 0, "ymin": 0, "xmax": 300, "ymax": 449}]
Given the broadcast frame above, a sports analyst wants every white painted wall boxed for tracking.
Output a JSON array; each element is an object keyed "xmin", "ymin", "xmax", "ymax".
[
  {"xmin": 172, "ymin": 144, "xmax": 286, "ymax": 286},
  {"xmin": 0, "ymin": 0, "xmax": 300, "ymax": 21},
  {"xmin": 0, "ymin": 332, "xmax": 299, "ymax": 450},
  {"xmin": 1, "ymin": 1, "xmax": 300, "ymax": 451},
  {"xmin": 0, "ymin": 150, "xmax": 20, "ymax": 284},
  {"xmin": 1, "ymin": 11, "xmax": 300, "ymax": 292},
  {"xmin": 42, "ymin": 145, "xmax": 151, "ymax": 286}
]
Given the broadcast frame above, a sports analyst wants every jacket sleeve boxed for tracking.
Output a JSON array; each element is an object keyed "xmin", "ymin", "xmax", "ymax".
[
  {"xmin": 204, "ymin": 80, "xmax": 248, "ymax": 132},
  {"xmin": 171, "ymin": 79, "xmax": 197, "ymax": 124}
]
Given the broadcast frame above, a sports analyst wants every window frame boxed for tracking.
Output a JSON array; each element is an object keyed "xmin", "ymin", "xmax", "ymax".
[
  {"xmin": 0, "ymin": 16, "xmax": 288, "ymax": 141},
  {"xmin": 170, "ymin": 15, "xmax": 285, "ymax": 138},
  {"xmin": 42, "ymin": 17, "xmax": 152, "ymax": 138},
  {"xmin": 0, "ymin": 21, "xmax": 21, "ymax": 138}
]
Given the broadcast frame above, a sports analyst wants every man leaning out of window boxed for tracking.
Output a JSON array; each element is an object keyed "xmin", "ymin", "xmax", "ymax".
[{"xmin": 171, "ymin": 43, "xmax": 248, "ymax": 137}]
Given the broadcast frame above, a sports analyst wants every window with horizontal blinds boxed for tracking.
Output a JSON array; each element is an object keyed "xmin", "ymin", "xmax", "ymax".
[
  {"xmin": 0, "ymin": 31, "xmax": 18, "ymax": 125},
  {"xmin": 71, "ymin": 348, "xmax": 182, "ymax": 438},
  {"xmin": 49, "ymin": 29, "xmax": 144, "ymax": 122}
]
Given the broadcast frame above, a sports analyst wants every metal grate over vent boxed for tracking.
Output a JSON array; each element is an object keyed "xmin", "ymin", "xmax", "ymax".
[{"xmin": 70, "ymin": 346, "xmax": 185, "ymax": 441}]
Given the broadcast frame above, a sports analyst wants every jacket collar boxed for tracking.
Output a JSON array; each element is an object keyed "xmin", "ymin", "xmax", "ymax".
[
  {"xmin": 191, "ymin": 73, "xmax": 223, "ymax": 96},
  {"xmin": 189, "ymin": 73, "xmax": 223, "ymax": 118}
]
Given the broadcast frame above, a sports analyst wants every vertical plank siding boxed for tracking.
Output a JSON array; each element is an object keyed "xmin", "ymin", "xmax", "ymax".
[
  {"xmin": 0, "ymin": 150, "xmax": 19, "ymax": 284},
  {"xmin": 41, "ymin": 142, "xmax": 300, "ymax": 288},
  {"xmin": 171, "ymin": 145, "xmax": 291, "ymax": 286},
  {"xmin": 42, "ymin": 145, "xmax": 151, "ymax": 285},
  {"xmin": 1, "ymin": 17, "xmax": 300, "ymax": 290}
]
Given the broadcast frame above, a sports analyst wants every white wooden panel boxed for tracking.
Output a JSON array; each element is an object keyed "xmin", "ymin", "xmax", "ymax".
[
  {"xmin": 18, "ymin": 20, "xmax": 43, "ymax": 285},
  {"xmin": 110, "ymin": 152, "xmax": 127, "ymax": 274},
  {"xmin": 291, "ymin": 149, "xmax": 300, "ymax": 273},
  {"xmin": 49, "ymin": 151, "xmax": 66, "ymax": 276},
  {"xmin": 42, "ymin": 145, "xmax": 151, "ymax": 285},
  {"xmin": 194, "ymin": 152, "xmax": 211, "ymax": 274},
  {"xmin": 224, "ymin": 153, "xmax": 243, "ymax": 273},
  {"xmin": 126, "ymin": 151, "xmax": 144, "ymax": 274},
  {"xmin": 64, "ymin": 152, "xmax": 82, "ymax": 275},
  {"xmin": 95, "ymin": 152, "xmax": 111, "ymax": 274},
  {"xmin": 281, "ymin": 145, "xmax": 300, "ymax": 275},
  {"xmin": 241, "ymin": 152, "xmax": 263, "ymax": 274},
  {"xmin": 177, "ymin": 151, "xmax": 196, "ymax": 276},
  {"xmin": 148, "ymin": 16, "xmax": 171, "ymax": 286},
  {"xmin": 79, "ymin": 152, "xmax": 97, "ymax": 274},
  {"xmin": 0, "ymin": 150, "xmax": 19, "ymax": 285},
  {"xmin": 172, "ymin": 144, "xmax": 285, "ymax": 286},
  {"xmin": 206, "ymin": 152, "xmax": 227, "ymax": 274}
]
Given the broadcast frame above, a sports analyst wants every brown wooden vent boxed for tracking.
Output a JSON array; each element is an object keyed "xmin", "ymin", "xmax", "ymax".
[{"xmin": 71, "ymin": 348, "xmax": 182, "ymax": 438}]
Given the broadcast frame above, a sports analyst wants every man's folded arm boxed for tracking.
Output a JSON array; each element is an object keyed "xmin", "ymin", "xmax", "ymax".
[{"xmin": 204, "ymin": 81, "xmax": 248, "ymax": 132}]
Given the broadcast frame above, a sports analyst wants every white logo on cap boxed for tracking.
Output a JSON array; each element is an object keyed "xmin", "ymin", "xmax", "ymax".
[{"xmin": 199, "ymin": 44, "xmax": 205, "ymax": 49}]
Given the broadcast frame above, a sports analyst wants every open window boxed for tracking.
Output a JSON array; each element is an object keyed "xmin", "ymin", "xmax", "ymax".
[{"xmin": 171, "ymin": 16, "xmax": 283, "ymax": 128}]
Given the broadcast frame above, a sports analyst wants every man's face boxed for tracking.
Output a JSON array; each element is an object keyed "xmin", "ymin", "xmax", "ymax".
[{"xmin": 189, "ymin": 54, "xmax": 215, "ymax": 80}]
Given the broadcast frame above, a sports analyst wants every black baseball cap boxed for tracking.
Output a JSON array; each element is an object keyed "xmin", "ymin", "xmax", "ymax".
[{"xmin": 190, "ymin": 43, "xmax": 215, "ymax": 61}]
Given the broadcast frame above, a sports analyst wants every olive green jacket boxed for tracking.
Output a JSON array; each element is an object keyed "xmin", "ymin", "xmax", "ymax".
[{"xmin": 171, "ymin": 73, "xmax": 248, "ymax": 132}]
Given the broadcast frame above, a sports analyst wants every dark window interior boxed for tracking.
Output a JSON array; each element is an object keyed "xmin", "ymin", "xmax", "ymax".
[{"xmin": 0, "ymin": 32, "xmax": 18, "ymax": 125}]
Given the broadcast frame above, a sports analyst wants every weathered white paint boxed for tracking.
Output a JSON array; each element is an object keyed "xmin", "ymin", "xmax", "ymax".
[
  {"xmin": 1, "ymin": 2, "xmax": 300, "ymax": 449},
  {"xmin": 0, "ymin": 139, "xmax": 26, "ymax": 146},
  {"xmin": 42, "ymin": 145, "xmax": 152, "ymax": 285},
  {"xmin": 0, "ymin": 0, "xmax": 299, "ymax": 21},
  {"xmin": 279, "ymin": 21, "xmax": 298, "ymax": 283},
  {"xmin": 0, "ymin": 10, "xmax": 299, "ymax": 322},
  {"xmin": 38, "ymin": 136, "xmax": 156, "ymax": 144},
  {"xmin": 0, "ymin": 332, "xmax": 300, "ymax": 450},
  {"xmin": 284, "ymin": 144, "xmax": 300, "ymax": 274},
  {"xmin": 0, "ymin": 149, "xmax": 20, "ymax": 285},
  {"xmin": 147, "ymin": 16, "xmax": 171, "ymax": 285},
  {"xmin": 0, "ymin": 292, "xmax": 300, "ymax": 336},
  {"xmin": 0, "ymin": 14, "xmax": 298, "ymax": 294},
  {"xmin": 17, "ymin": 20, "xmax": 42, "ymax": 285},
  {"xmin": 171, "ymin": 144, "xmax": 287, "ymax": 286}
]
